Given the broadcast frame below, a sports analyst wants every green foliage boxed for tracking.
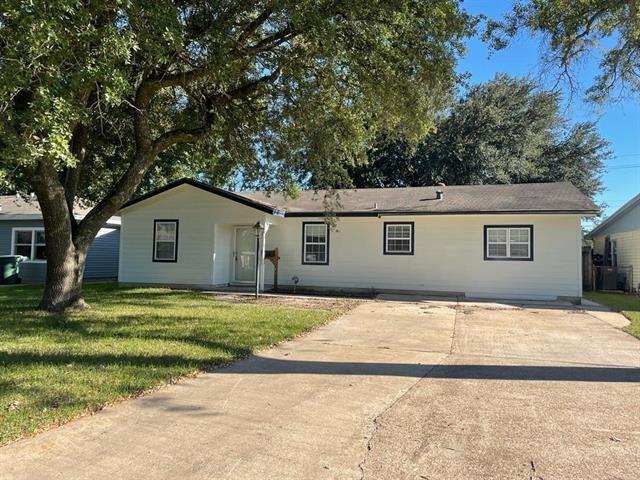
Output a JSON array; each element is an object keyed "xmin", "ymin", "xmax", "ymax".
[
  {"xmin": 342, "ymin": 75, "xmax": 608, "ymax": 198},
  {"xmin": 0, "ymin": 283, "xmax": 335, "ymax": 445},
  {"xmin": 487, "ymin": 0, "xmax": 640, "ymax": 104},
  {"xmin": 0, "ymin": 1, "xmax": 475, "ymax": 197}
]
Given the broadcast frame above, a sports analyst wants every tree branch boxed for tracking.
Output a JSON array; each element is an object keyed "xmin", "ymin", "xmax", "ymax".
[
  {"xmin": 151, "ymin": 68, "xmax": 281, "ymax": 153},
  {"xmin": 236, "ymin": 7, "xmax": 274, "ymax": 46},
  {"xmin": 242, "ymin": 26, "xmax": 300, "ymax": 55},
  {"xmin": 559, "ymin": 5, "xmax": 609, "ymax": 67},
  {"xmin": 63, "ymin": 122, "xmax": 88, "ymax": 226}
]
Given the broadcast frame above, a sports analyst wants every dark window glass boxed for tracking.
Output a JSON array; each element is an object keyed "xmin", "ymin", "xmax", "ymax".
[{"xmin": 15, "ymin": 245, "xmax": 31, "ymax": 257}]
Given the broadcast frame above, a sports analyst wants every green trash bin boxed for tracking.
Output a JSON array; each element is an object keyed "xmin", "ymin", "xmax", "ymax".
[{"xmin": 0, "ymin": 255, "xmax": 25, "ymax": 284}]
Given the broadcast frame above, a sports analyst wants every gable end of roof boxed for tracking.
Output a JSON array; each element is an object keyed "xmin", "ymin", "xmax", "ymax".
[
  {"xmin": 586, "ymin": 192, "xmax": 640, "ymax": 239},
  {"xmin": 120, "ymin": 178, "xmax": 283, "ymax": 216}
]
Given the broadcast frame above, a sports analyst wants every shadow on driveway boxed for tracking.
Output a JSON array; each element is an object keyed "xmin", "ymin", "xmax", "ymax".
[
  {"xmin": 222, "ymin": 357, "xmax": 640, "ymax": 382},
  {"xmin": 3, "ymin": 351, "xmax": 638, "ymax": 382}
]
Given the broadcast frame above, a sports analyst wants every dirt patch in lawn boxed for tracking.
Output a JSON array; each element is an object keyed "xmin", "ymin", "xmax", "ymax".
[{"xmin": 205, "ymin": 293, "xmax": 362, "ymax": 314}]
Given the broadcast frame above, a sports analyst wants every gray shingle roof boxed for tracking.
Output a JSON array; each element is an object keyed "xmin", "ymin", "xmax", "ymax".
[
  {"xmin": 0, "ymin": 195, "xmax": 120, "ymax": 224},
  {"xmin": 0, "ymin": 195, "xmax": 93, "ymax": 218},
  {"xmin": 239, "ymin": 182, "xmax": 598, "ymax": 216}
]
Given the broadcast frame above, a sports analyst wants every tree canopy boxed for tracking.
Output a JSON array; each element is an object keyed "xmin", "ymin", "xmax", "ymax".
[
  {"xmin": 488, "ymin": 0, "xmax": 640, "ymax": 104},
  {"xmin": 0, "ymin": 0, "xmax": 474, "ymax": 310},
  {"xmin": 340, "ymin": 75, "xmax": 609, "ymax": 199},
  {"xmin": 0, "ymin": 1, "xmax": 474, "ymax": 197}
]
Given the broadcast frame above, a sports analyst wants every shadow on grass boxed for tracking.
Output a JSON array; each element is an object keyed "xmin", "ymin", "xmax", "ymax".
[{"xmin": 0, "ymin": 349, "xmax": 249, "ymax": 368}]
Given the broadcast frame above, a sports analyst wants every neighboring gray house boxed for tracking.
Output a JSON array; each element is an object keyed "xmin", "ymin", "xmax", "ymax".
[
  {"xmin": 0, "ymin": 195, "xmax": 120, "ymax": 283},
  {"xmin": 586, "ymin": 191, "xmax": 640, "ymax": 290}
]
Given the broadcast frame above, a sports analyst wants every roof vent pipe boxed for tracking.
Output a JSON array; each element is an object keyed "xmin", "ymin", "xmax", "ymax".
[{"xmin": 436, "ymin": 189, "xmax": 444, "ymax": 200}]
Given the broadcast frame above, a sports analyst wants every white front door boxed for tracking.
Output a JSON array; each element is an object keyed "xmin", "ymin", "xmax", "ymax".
[{"xmin": 234, "ymin": 227, "xmax": 256, "ymax": 283}]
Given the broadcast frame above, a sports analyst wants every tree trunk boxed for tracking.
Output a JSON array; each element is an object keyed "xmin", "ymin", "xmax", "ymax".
[
  {"xmin": 29, "ymin": 160, "xmax": 94, "ymax": 312},
  {"xmin": 39, "ymin": 239, "xmax": 90, "ymax": 312}
]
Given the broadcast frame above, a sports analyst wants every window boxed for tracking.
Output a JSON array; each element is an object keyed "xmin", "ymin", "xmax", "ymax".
[
  {"xmin": 484, "ymin": 225, "xmax": 533, "ymax": 261},
  {"xmin": 302, "ymin": 222, "xmax": 329, "ymax": 265},
  {"xmin": 384, "ymin": 222, "xmax": 414, "ymax": 255},
  {"xmin": 153, "ymin": 220, "xmax": 179, "ymax": 262},
  {"xmin": 12, "ymin": 228, "xmax": 46, "ymax": 261},
  {"xmin": 607, "ymin": 238, "xmax": 618, "ymax": 266}
]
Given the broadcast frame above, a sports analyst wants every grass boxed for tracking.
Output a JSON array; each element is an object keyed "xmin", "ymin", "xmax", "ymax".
[
  {"xmin": 584, "ymin": 291, "xmax": 640, "ymax": 339},
  {"xmin": 0, "ymin": 283, "xmax": 334, "ymax": 446}
]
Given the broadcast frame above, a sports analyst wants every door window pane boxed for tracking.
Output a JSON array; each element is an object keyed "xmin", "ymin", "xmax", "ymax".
[{"xmin": 235, "ymin": 227, "xmax": 256, "ymax": 282}]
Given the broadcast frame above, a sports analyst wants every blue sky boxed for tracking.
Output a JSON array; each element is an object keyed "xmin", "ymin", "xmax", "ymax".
[{"xmin": 459, "ymin": 0, "xmax": 640, "ymax": 225}]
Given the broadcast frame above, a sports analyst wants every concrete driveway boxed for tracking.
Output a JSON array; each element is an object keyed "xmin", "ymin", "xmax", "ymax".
[{"xmin": 1, "ymin": 297, "xmax": 639, "ymax": 479}]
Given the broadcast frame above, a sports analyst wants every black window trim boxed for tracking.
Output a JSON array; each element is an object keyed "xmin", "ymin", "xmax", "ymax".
[
  {"xmin": 483, "ymin": 224, "xmax": 533, "ymax": 261},
  {"xmin": 383, "ymin": 221, "xmax": 415, "ymax": 255},
  {"xmin": 301, "ymin": 221, "xmax": 330, "ymax": 265},
  {"xmin": 153, "ymin": 219, "xmax": 179, "ymax": 263}
]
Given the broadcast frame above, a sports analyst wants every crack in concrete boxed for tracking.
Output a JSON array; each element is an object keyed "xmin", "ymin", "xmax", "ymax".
[
  {"xmin": 357, "ymin": 298, "xmax": 461, "ymax": 479},
  {"xmin": 529, "ymin": 459, "xmax": 544, "ymax": 480}
]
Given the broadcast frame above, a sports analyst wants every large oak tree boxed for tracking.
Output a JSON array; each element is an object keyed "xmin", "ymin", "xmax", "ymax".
[
  {"xmin": 339, "ymin": 76, "xmax": 609, "ymax": 197},
  {"xmin": 0, "ymin": 1, "xmax": 473, "ymax": 311}
]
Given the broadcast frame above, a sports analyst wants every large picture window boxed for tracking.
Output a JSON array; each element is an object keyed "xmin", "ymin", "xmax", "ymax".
[
  {"xmin": 302, "ymin": 222, "xmax": 329, "ymax": 265},
  {"xmin": 384, "ymin": 222, "xmax": 414, "ymax": 255},
  {"xmin": 153, "ymin": 220, "xmax": 179, "ymax": 262},
  {"xmin": 484, "ymin": 225, "xmax": 533, "ymax": 261},
  {"xmin": 12, "ymin": 228, "xmax": 46, "ymax": 261}
]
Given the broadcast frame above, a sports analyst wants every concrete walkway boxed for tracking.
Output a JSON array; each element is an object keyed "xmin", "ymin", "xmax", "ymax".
[{"xmin": 1, "ymin": 298, "xmax": 639, "ymax": 479}]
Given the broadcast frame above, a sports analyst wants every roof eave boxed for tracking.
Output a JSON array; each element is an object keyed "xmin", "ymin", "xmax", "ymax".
[{"xmin": 284, "ymin": 209, "xmax": 599, "ymax": 218}]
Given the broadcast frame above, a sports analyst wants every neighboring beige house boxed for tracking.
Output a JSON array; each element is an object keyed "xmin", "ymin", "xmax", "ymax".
[
  {"xmin": 586, "ymin": 192, "xmax": 640, "ymax": 291},
  {"xmin": 118, "ymin": 179, "xmax": 598, "ymax": 302}
]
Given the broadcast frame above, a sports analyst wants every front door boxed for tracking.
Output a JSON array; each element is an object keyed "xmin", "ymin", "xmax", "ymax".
[{"xmin": 234, "ymin": 227, "xmax": 256, "ymax": 283}]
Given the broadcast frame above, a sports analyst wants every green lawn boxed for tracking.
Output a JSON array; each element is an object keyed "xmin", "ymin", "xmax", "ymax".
[
  {"xmin": 584, "ymin": 291, "xmax": 640, "ymax": 339},
  {"xmin": 0, "ymin": 283, "xmax": 334, "ymax": 446}
]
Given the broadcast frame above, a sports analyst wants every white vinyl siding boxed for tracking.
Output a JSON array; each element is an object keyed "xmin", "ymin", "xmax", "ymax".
[
  {"xmin": 303, "ymin": 223, "xmax": 328, "ymax": 265},
  {"xmin": 11, "ymin": 228, "xmax": 46, "ymax": 262},
  {"xmin": 119, "ymin": 184, "xmax": 271, "ymax": 286},
  {"xmin": 264, "ymin": 215, "xmax": 580, "ymax": 300},
  {"xmin": 486, "ymin": 226, "xmax": 532, "ymax": 260}
]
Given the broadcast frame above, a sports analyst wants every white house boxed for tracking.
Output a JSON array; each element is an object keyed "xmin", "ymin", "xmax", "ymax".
[
  {"xmin": 118, "ymin": 179, "xmax": 598, "ymax": 302},
  {"xmin": 586, "ymin": 191, "xmax": 640, "ymax": 291}
]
